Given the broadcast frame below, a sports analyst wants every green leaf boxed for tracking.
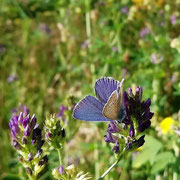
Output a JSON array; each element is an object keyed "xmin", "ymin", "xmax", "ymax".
[
  {"xmin": 132, "ymin": 135, "xmax": 162, "ymax": 168},
  {"xmin": 2, "ymin": 174, "xmax": 21, "ymax": 180},
  {"xmin": 151, "ymin": 152, "xmax": 175, "ymax": 174}
]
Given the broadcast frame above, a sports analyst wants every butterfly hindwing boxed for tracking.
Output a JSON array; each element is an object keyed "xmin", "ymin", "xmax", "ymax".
[
  {"xmin": 102, "ymin": 90, "xmax": 119, "ymax": 120},
  {"xmin": 102, "ymin": 79, "xmax": 124, "ymax": 120}
]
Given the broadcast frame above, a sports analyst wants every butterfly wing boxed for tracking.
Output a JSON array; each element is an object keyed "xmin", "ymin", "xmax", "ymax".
[
  {"xmin": 95, "ymin": 77, "xmax": 119, "ymax": 104},
  {"xmin": 102, "ymin": 79, "xmax": 124, "ymax": 120},
  {"xmin": 102, "ymin": 90, "xmax": 119, "ymax": 120},
  {"xmin": 73, "ymin": 95, "xmax": 111, "ymax": 121}
]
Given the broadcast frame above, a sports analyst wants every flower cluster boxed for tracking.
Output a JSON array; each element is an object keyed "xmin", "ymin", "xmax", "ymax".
[
  {"xmin": 52, "ymin": 164, "xmax": 91, "ymax": 180},
  {"xmin": 9, "ymin": 107, "xmax": 48, "ymax": 179},
  {"xmin": 105, "ymin": 86, "xmax": 154, "ymax": 154},
  {"xmin": 44, "ymin": 114, "xmax": 66, "ymax": 149}
]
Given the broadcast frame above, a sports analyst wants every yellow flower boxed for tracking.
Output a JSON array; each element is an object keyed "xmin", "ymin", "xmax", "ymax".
[{"xmin": 160, "ymin": 117, "xmax": 174, "ymax": 134}]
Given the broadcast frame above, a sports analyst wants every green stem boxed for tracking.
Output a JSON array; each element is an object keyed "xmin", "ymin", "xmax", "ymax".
[
  {"xmin": 57, "ymin": 148, "xmax": 63, "ymax": 166},
  {"xmin": 98, "ymin": 154, "xmax": 123, "ymax": 180},
  {"xmin": 85, "ymin": 11, "xmax": 91, "ymax": 39},
  {"xmin": 28, "ymin": 173, "xmax": 36, "ymax": 180},
  {"xmin": 85, "ymin": 0, "xmax": 91, "ymax": 40}
]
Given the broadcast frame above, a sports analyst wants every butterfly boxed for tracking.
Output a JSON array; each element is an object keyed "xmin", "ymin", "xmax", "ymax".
[{"xmin": 73, "ymin": 77, "xmax": 125, "ymax": 122}]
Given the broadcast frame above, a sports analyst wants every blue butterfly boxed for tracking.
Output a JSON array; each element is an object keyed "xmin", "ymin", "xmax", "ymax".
[{"xmin": 73, "ymin": 77, "xmax": 124, "ymax": 122}]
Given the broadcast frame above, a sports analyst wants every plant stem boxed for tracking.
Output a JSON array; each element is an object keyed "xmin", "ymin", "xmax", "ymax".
[
  {"xmin": 98, "ymin": 154, "xmax": 123, "ymax": 180},
  {"xmin": 85, "ymin": 0, "xmax": 91, "ymax": 40},
  {"xmin": 86, "ymin": 11, "xmax": 91, "ymax": 39},
  {"xmin": 57, "ymin": 148, "xmax": 63, "ymax": 166}
]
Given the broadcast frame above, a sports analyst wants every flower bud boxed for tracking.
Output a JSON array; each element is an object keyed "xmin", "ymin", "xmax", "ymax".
[
  {"xmin": 26, "ymin": 167, "xmax": 32, "ymax": 176},
  {"xmin": 58, "ymin": 165, "xmax": 64, "ymax": 175},
  {"xmin": 13, "ymin": 140, "xmax": 21, "ymax": 150},
  {"xmin": 61, "ymin": 128, "xmax": 66, "ymax": 138},
  {"xmin": 38, "ymin": 155, "xmax": 48, "ymax": 166},
  {"xmin": 112, "ymin": 141, "xmax": 120, "ymax": 154},
  {"xmin": 35, "ymin": 149, "xmax": 43, "ymax": 158},
  {"xmin": 129, "ymin": 125, "xmax": 135, "ymax": 138},
  {"xmin": 22, "ymin": 115, "xmax": 30, "ymax": 128},
  {"xmin": 18, "ymin": 112, "xmax": 23, "ymax": 124},
  {"xmin": 30, "ymin": 114, "xmax": 37, "ymax": 129},
  {"xmin": 22, "ymin": 136, "xmax": 27, "ymax": 144},
  {"xmin": 24, "ymin": 125, "xmax": 31, "ymax": 136},
  {"xmin": 27, "ymin": 152, "xmax": 33, "ymax": 161}
]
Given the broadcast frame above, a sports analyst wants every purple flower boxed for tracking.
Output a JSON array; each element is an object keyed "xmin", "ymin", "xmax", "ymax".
[
  {"xmin": 38, "ymin": 155, "xmax": 48, "ymax": 166},
  {"xmin": 9, "ymin": 116, "xmax": 20, "ymax": 138},
  {"xmin": 112, "ymin": 46, "xmax": 118, "ymax": 53},
  {"xmin": 7, "ymin": 74, "xmax": 18, "ymax": 83},
  {"xmin": 129, "ymin": 124, "xmax": 135, "ymax": 138},
  {"xmin": 9, "ymin": 107, "xmax": 44, "ymax": 151},
  {"xmin": 126, "ymin": 135, "xmax": 145, "ymax": 150},
  {"xmin": 81, "ymin": 40, "xmax": 89, "ymax": 49},
  {"xmin": 150, "ymin": 53, "xmax": 163, "ymax": 64},
  {"xmin": 112, "ymin": 141, "xmax": 120, "ymax": 154},
  {"xmin": 107, "ymin": 121, "xmax": 120, "ymax": 133},
  {"xmin": 104, "ymin": 131, "xmax": 117, "ymax": 143},
  {"xmin": 58, "ymin": 165, "xmax": 65, "ymax": 175},
  {"xmin": 9, "ymin": 107, "xmax": 48, "ymax": 177},
  {"xmin": 39, "ymin": 23, "xmax": 52, "ymax": 35},
  {"xmin": 170, "ymin": 15, "xmax": 176, "ymax": 25},
  {"xmin": 57, "ymin": 105, "xmax": 68, "ymax": 118},
  {"xmin": 13, "ymin": 140, "xmax": 21, "ymax": 150},
  {"xmin": 139, "ymin": 27, "xmax": 150, "ymax": 38},
  {"xmin": 123, "ymin": 87, "xmax": 154, "ymax": 132},
  {"xmin": 120, "ymin": 6, "xmax": 129, "ymax": 15}
]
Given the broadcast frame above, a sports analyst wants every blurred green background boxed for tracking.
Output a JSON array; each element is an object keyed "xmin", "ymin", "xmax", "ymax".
[{"xmin": 0, "ymin": 0, "xmax": 180, "ymax": 179}]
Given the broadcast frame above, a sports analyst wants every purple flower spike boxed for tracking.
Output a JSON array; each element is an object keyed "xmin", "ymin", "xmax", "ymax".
[
  {"xmin": 9, "ymin": 108, "xmax": 48, "ymax": 176},
  {"xmin": 58, "ymin": 165, "xmax": 64, "ymax": 175},
  {"xmin": 123, "ymin": 87, "xmax": 153, "ymax": 132}
]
